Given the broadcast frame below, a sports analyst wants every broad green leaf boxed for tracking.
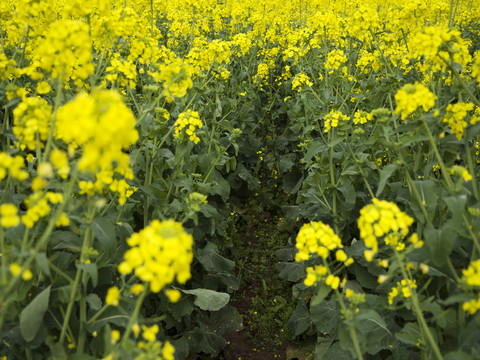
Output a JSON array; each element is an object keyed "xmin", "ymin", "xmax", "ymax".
[
  {"xmin": 395, "ymin": 322, "xmax": 421, "ymax": 346},
  {"xmin": 287, "ymin": 300, "xmax": 311, "ymax": 336},
  {"xmin": 92, "ymin": 218, "xmax": 116, "ymax": 253},
  {"xmin": 210, "ymin": 178, "xmax": 230, "ymax": 202},
  {"xmin": 311, "ymin": 283, "xmax": 331, "ymax": 307},
  {"xmin": 356, "ymin": 309, "xmax": 394, "ymax": 354},
  {"xmin": 197, "ymin": 242, "xmax": 235, "ymax": 274},
  {"xmin": 180, "ymin": 288, "xmax": 230, "ymax": 311},
  {"xmin": 310, "ymin": 297, "xmax": 338, "ymax": 334},
  {"xmin": 376, "ymin": 164, "xmax": 399, "ymax": 197},
  {"xmin": 303, "ymin": 141, "xmax": 326, "ymax": 163},
  {"xmin": 315, "ymin": 340, "xmax": 353, "ymax": 360},
  {"xmin": 276, "ymin": 262, "xmax": 305, "ymax": 282},
  {"xmin": 20, "ymin": 286, "xmax": 51, "ymax": 342},
  {"xmin": 424, "ymin": 224, "xmax": 456, "ymax": 266}
]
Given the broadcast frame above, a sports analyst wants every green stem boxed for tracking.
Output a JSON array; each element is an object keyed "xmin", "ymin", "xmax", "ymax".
[
  {"xmin": 87, "ymin": 304, "xmax": 109, "ymax": 324},
  {"xmin": 465, "ymin": 137, "xmax": 479, "ymax": 201},
  {"xmin": 59, "ymin": 205, "xmax": 96, "ymax": 345},
  {"xmin": 345, "ymin": 140, "xmax": 375, "ymax": 198},
  {"xmin": 121, "ymin": 286, "xmax": 148, "ymax": 344},
  {"xmin": 394, "ymin": 251, "xmax": 444, "ymax": 360},
  {"xmin": 322, "ymin": 259, "xmax": 364, "ymax": 360}
]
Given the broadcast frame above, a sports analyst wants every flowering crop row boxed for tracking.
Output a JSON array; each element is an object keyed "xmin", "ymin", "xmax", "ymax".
[{"xmin": 1, "ymin": 0, "xmax": 480, "ymax": 358}]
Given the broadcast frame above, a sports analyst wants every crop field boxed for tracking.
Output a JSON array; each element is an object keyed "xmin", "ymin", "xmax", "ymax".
[{"xmin": 1, "ymin": 0, "xmax": 480, "ymax": 359}]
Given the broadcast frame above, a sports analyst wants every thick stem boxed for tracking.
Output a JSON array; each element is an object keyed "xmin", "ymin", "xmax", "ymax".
[
  {"xmin": 121, "ymin": 286, "xmax": 148, "ymax": 344},
  {"xmin": 394, "ymin": 251, "xmax": 444, "ymax": 360}
]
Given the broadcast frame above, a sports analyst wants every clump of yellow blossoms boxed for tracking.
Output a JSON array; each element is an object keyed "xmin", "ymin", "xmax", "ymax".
[
  {"xmin": 358, "ymin": 199, "xmax": 415, "ymax": 261},
  {"xmin": 174, "ymin": 110, "xmax": 203, "ymax": 144},
  {"xmin": 295, "ymin": 221, "xmax": 353, "ymax": 289},
  {"xmin": 461, "ymin": 259, "xmax": 480, "ymax": 315},
  {"xmin": 118, "ymin": 220, "xmax": 193, "ymax": 293},
  {"xmin": 29, "ymin": 20, "xmax": 94, "ymax": 87},
  {"xmin": 353, "ymin": 110, "xmax": 374, "ymax": 125},
  {"xmin": 325, "ymin": 49, "xmax": 348, "ymax": 74},
  {"xmin": 388, "ymin": 279, "xmax": 417, "ymax": 305},
  {"xmin": 56, "ymin": 90, "xmax": 138, "ymax": 179},
  {"xmin": 0, "ymin": 204, "xmax": 20, "ymax": 228},
  {"xmin": 13, "ymin": 96, "xmax": 52, "ymax": 150},
  {"xmin": 323, "ymin": 110, "xmax": 350, "ymax": 133},
  {"xmin": 0, "ymin": 152, "xmax": 29, "ymax": 182},
  {"xmin": 394, "ymin": 82, "xmax": 437, "ymax": 120},
  {"xmin": 22, "ymin": 192, "xmax": 63, "ymax": 228},
  {"xmin": 443, "ymin": 102, "xmax": 475, "ymax": 140},
  {"xmin": 291, "ymin": 73, "xmax": 313, "ymax": 92},
  {"xmin": 151, "ymin": 58, "xmax": 193, "ymax": 103}
]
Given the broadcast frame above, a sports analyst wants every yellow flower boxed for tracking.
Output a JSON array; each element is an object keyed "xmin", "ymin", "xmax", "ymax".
[
  {"xmin": 111, "ymin": 330, "xmax": 120, "ymax": 344},
  {"xmin": 173, "ymin": 110, "xmax": 203, "ymax": 144},
  {"xmin": 142, "ymin": 324, "xmax": 159, "ymax": 342},
  {"xmin": 394, "ymin": 83, "xmax": 436, "ymax": 120},
  {"xmin": 131, "ymin": 283, "xmax": 144, "ymax": 295},
  {"xmin": 358, "ymin": 199, "xmax": 413, "ymax": 261},
  {"xmin": 295, "ymin": 221, "xmax": 343, "ymax": 261},
  {"xmin": 165, "ymin": 289, "xmax": 181, "ymax": 303},
  {"xmin": 118, "ymin": 220, "xmax": 193, "ymax": 293},
  {"xmin": 12, "ymin": 96, "xmax": 52, "ymax": 150},
  {"xmin": 37, "ymin": 81, "xmax": 51, "ymax": 95},
  {"xmin": 162, "ymin": 341, "xmax": 175, "ymax": 360},
  {"xmin": 0, "ymin": 203, "xmax": 20, "ymax": 228},
  {"xmin": 106, "ymin": 286, "xmax": 121, "ymax": 306}
]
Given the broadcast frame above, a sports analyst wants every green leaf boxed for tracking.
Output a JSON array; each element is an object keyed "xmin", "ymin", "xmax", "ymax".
[
  {"xmin": 210, "ymin": 178, "xmax": 230, "ymax": 202},
  {"xmin": 92, "ymin": 218, "xmax": 116, "ymax": 253},
  {"xmin": 303, "ymin": 141, "xmax": 326, "ymax": 163},
  {"xmin": 424, "ymin": 224, "xmax": 456, "ymax": 266},
  {"xmin": 86, "ymin": 293, "xmax": 102, "ymax": 310},
  {"xmin": 311, "ymin": 283, "xmax": 331, "ymax": 307},
  {"xmin": 310, "ymin": 297, "xmax": 338, "ymax": 334},
  {"xmin": 197, "ymin": 242, "xmax": 235, "ymax": 274},
  {"xmin": 180, "ymin": 288, "xmax": 230, "ymax": 311},
  {"xmin": 76, "ymin": 263, "xmax": 98, "ymax": 287},
  {"xmin": 315, "ymin": 340, "xmax": 353, "ymax": 360},
  {"xmin": 395, "ymin": 322, "xmax": 421, "ymax": 346},
  {"xmin": 20, "ymin": 286, "xmax": 51, "ymax": 342},
  {"xmin": 287, "ymin": 300, "xmax": 311, "ymax": 336},
  {"xmin": 376, "ymin": 164, "xmax": 399, "ymax": 197},
  {"xmin": 276, "ymin": 262, "xmax": 305, "ymax": 282},
  {"xmin": 444, "ymin": 351, "xmax": 476, "ymax": 360},
  {"xmin": 356, "ymin": 310, "xmax": 394, "ymax": 354},
  {"xmin": 35, "ymin": 253, "xmax": 50, "ymax": 276},
  {"xmin": 411, "ymin": 180, "xmax": 438, "ymax": 223}
]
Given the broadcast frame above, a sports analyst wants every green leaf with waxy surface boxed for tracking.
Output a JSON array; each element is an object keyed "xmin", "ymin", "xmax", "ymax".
[{"xmin": 20, "ymin": 286, "xmax": 51, "ymax": 342}]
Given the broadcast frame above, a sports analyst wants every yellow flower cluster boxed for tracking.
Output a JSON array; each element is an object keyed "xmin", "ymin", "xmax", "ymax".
[
  {"xmin": 295, "ymin": 221, "xmax": 353, "ymax": 289},
  {"xmin": 353, "ymin": 110, "xmax": 374, "ymax": 125},
  {"xmin": 0, "ymin": 152, "xmax": 29, "ymax": 182},
  {"xmin": 55, "ymin": 90, "xmax": 138, "ymax": 181},
  {"xmin": 325, "ymin": 49, "xmax": 348, "ymax": 74},
  {"xmin": 118, "ymin": 220, "xmax": 193, "ymax": 293},
  {"xmin": 22, "ymin": 192, "xmax": 63, "ymax": 228},
  {"xmin": 388, "ymin": 279, "xmax": 417, "ymax": 305},
  {"xmin": 173, "ymin": 110, "xmax": 203, "ymax": 144},
  {"xmin": 461, "ymin": 259, "xmax": 480, "ymax": 315},
  {"xmin": 394, "ymin": 82, "xmax": 437, "ymax": 120},
  {"xmin": 0, "ymin": 204, "xmax": 20, "ymax": 228},
  {"xmin": 443, "ymin": 102, "xmax": 475, "ymax": 140},
  {"xmin": 291, "ymin": 73, "xmax": 313, "ymax": 92},
  {"xmin": 152, "ymin": 59, "xmax": 193, "ymax": 103},
  {"xmin": 323, "ymin": 110, "xmax": 350, "ymax": 133},
  {"xmin": 13, "ymin": 96, "xmax": 52, "ymax": 150},
  {"xmin": 29, "ymin": 20, "xmax": 93, "ymax": 87},
  {"xmin": 295, "ymin": 221, "xmax": 343, "ymax": 261},
  {"xmin": 358, "ymin": 199, "xmax": 414, "ymax": 261}
]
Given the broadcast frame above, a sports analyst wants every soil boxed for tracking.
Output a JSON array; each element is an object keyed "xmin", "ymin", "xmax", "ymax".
[{"xmin": 217, "ymin": 210, "xmax": 294, "ymax": 360}]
